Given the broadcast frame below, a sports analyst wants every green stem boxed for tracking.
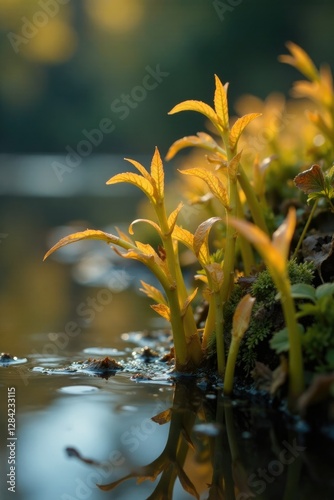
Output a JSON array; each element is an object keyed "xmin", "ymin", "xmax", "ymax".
[
  {"xmin": 236, "ymin": 190, "xmax": 255, "ymax": 274},
  {"xmin": 202, "ymin": 294, "xmax": 216, "ymax": 351},
  {"xmin": 275, "ymin": 275, "xmax": 305, "ymax": 405},
  {"xmin": 223, "ymin": 337, "xmax": 240, "ymax": 395},
  {"xmin": 292, "ymin": 200, "xmax": 318, "ymax": 260},
  {"xmin": 238, "ymin": 164, "xmax": 269, "ymax": 235},
  {"xmin": 214, "ymin": 289, "xmax": 225, "ymax": 376}
]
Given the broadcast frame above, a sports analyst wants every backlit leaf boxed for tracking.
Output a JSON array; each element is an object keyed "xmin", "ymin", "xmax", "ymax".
[
  {"xmin": 151, "ymin": 408, "xmax": 172, "ymax": 425},
  {"xmin": 165, "ymin": 132, "xmax": 222, "ymax": 161},
  {"xmin": 140, "ymin": 280, "xmax": 167, "ymax": 305},
  {"xmin": 179, "ymin": 168, "xmax": 230, "ymax": 209},
  {"xmin": 168, "ymin": 100, "xmax": 220, "ymax": 130},
  {"xmin": 227, "ymin": 150, "xmax": 242, "ymax": 182},
  {"xmin": 150, "ymin": 147, "xmax": 164, "ymax": 200},
  {"xmin": 180, "ymin": 288, "xmax": 198, "ymax": 317},
  {"xmin": 193, "ymin": 216, "xmax": 222, "ymax": 258},
  {"xmin": 115, "ymin": 226, "xmax": 133, "ymax": 243},
  {"xmin": 279, "ymin": 41, "xmax": 319, "ymax": 81},
  {"xmin": 271, "ymin": 207, "xmax": 296, "ymax": 261},
  {"xmin": 176, "ymin": 463, "xmax": 200, "ymax": 500},
  {"xmin": 43, "ymin": 229, "xmax": 120, "ymax": 261},
  {"xmin": 173, "ymin": 225, "xmax": 209, "ymax": 265},
  {"xmin": 232, "ymin": 294, "xmax": 256, "ymax": 341},
  {"xmin": 229, "ymin": 113, "xmax": 262, "ymax": 151},
  {"xmin": 124, "ymin": 157, "xmax": 152, "ymax": 181},
  {"xmin": 294, "ymin": 164, "xmax": 326, "ymax": 194},
  {"xmin": 151, "ymin": 303, "xmax": 170, "ymax": 321},
  {"xmin": 204, "ymin": 262, "xmax": 224, "ymax": 292},
  {"xmin": 167, "ymin": 202, "xmax": 183, "ymax": 234},
  {"xmin": 106, "ymin": 172, "xmax": 154, "ymax": 201},
  {"xmin": 214, "ymin": 74, "xmax": 229, "ymax": 130},
  {"xmin": 129, "ymin": 219, "xmax": 163, "ymax": 239}
]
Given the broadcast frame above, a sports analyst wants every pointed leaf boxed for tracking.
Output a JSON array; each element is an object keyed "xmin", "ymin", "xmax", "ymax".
[
  {"xmin": 294, "ymin": 164, "xmax": 326, "ymax": 194},
  {"xmin": 151, "ymin": 303, "xmax": 171, "ymax": 321},
  {"xmin": 124, "ymin": 157, "xmax": 152, "ymax": 181},
  {"xmin": 43, "ymin": 229, "xmax": 121, "ymax": 261},
  {"xmin": 289, "ymin": 283, "xmax": 316, "ymax": 302},
  {"xmin": 271, "ymin": 207, "xmax": 296, "ymax": 261},
  {"xmin": 166, "ymin": 132, "xmax": 223, "ymax": 161},
  {"xmin": 229, "ymin": 113, "xmax": 262, "ymax": 151},
  {"xmin": 129, "ymin": 218, "xmax": 163, "ymax": 238},
  {"xmin": 151, "ymin": 408, "xmax": 172, "ymax": 425},
  {"xmin": 193, "ymin": 216, "xmax": 222, "ymax": 257},
  {"xmin": 98, "ymin": 473, "xmax": 135, "ymax": 492},
  {"xmin": 150, "ymin": 147, "xmax": 164, "ymax": 200},
  {"xmin": 172, "ymin": 225, "xmax": 209, "ymax": 265},
  {"xmin": 106, "ymin": 172, "xmax": 154, "ymax": 201},
  {"xmin": 167, "ymin": 203, "xmax": 183, "ymax": 234},
  {"xmin": 227, "ymin": 150, "xmax": 242, "ymax": 182},
  {"xmin": 168, "ymin": 100, "xmax": 219, "ymax": 130},
  {"xmin": 180, "ymin": 288, "xmax": 198, "ymax": 317},
  {"xmin": 204, "ymin": 262, "xmax": 224, "ymax": 292},
  {"xmin": 115, "ymin": 226, "xmax": 133, "ymax": 243},
  {"xmin": 214, "ymin": 74, "xmax": 229, "ymax": 130},
  {"xmin": 140, "ymin": 280, "xmax": 167, "ymax": 305},
  {"xmin": 279, "ymin": 41, "xmax": 319, "ymax": 81},
  {"xmin": 179, "ymin": 168, "xmax": 230, "ymax": 209},
  {"xmin": 232, "ymin": 294, "xmax": 256, "ymax": 341},
  {"xmin": 176, "ymin": 463, "xmax": 200, "ymax": 500},
  {"xmin": 227, "ymin": 216, "xmax": 286, "ymax": 275}
]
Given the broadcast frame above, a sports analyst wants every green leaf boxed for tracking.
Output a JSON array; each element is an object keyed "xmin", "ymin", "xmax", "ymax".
[
  {"xmin": 290, "ymin": 283, "xmax": 316, "ymax": 302},
  {"xmin": 315, "ymin": 283, "xmax": 334, "ymax": 300},
  {"xmin": 294, "ymin": 164, "xmax": 326, "ymax": 194},
  {"xmin": 270, "ymin": 327, "xmax": 290, "ymax": 354}
]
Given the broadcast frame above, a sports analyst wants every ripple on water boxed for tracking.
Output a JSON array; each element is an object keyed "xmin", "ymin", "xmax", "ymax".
[{"xmin": 0, "ymin": 353, "xmax": 28, "ymax": 366}]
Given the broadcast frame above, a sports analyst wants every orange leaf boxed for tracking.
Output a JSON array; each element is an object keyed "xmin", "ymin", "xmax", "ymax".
[
  {"xmin": 43, "ymin": 229, "xmax": 120, "ymax": 261},
  {"xmin": 129, "ymin": 218, "xmax": 163, "ymax": 238},
  {"xmin": 168, "ymin": 99, "xmax": 219, "ymax": 130},
  {"xmin": 279, "ymin": 41, "xmax": 319, "ymax": 81},
  {"xmin": 229, "ymin": 113, "xmax": 262, "ymax": 151},
  {"xmin": 180, "ymin": 288, "xmax": 198, "ymax": 317},
  {"xmin": 204, "ymin": 262, "xmax": 224, "ymax": 292},
  {"xmin": 151, "ymin": 408, "xmax": 172, "ymax": 425},
  {"xmin": 106, "ymin": 172, "xmax": 154, "ymax": 201},
  {"xmin": 167, "ymin": 202, "xmax": 183, "ymax": 234},
  {"xmin": 232, "ymin": 294, "xmax": 256, "ymax": 341},
  {"xmin": 140, "ymin": 280, "xmax": 167, "ymax": 305},
  {"xmin": 179, "ymin": 168, "xmax": 230, "ymax": 209},
  {"xmin": 124, "ymin": 157, "xmax": 152, "ymax": 181},
  {"xmin": 150, "ymin": 147, "xmax": 164, "ymax": 201},
  {"xmin": 193, "ymin": 216, "xmax": 222, "ymax": 258},
  {"xmin": 151, "ymin": 303, "xmax": 170, "ymax": 321},
  {"xmin": 214, "ymin": 74, "xmax": 229, "ymax": 130},
  {"xmin": 165, "ymin": 132, "xmax": 222, "ymax": 161}
]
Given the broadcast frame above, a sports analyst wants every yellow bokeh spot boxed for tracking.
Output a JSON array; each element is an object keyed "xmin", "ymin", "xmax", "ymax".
[
  {"xmin": 85, "ymin": 0, "xmax": 144, "ymax": 33},
  {"xmin": 22, "ymin": 19, "xmax": 77, "ymax": 63}
]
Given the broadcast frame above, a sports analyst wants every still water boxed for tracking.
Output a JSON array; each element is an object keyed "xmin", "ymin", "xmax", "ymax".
[{"xmin": 0, "ymin": 156, "xmax": 334, "ymax": 499}]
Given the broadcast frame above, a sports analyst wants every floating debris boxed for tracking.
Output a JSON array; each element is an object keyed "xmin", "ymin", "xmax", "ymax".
[{"xmin": 0, "ymin": 353, "xmax": 28, "ymax": 366}]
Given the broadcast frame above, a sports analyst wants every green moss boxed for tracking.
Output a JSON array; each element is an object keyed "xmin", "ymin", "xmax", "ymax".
[{"xmin": 223, "ymin": 259, "xmax": 315, "ymax": 375}]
